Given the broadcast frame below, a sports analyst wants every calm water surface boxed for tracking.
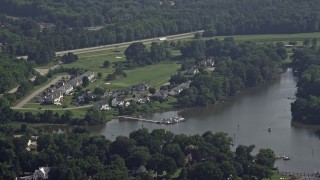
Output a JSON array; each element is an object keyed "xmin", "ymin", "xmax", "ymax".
[{"xmin": 88, "ymin": 69, "xmax": 320, "ymax": 172}]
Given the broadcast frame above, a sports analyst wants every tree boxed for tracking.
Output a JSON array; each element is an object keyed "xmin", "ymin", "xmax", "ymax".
[
  {"xmin": 189, "ymin": 161, "xmax": 223, "ymax": 180},
  {"xmin": 83, "ymin": 109, "xmax": 104, "ymax": 125},
  {"xmin": 103, "ymin": 60, "xmax": 110, "ymax": 68},
  {"xmin": 93, "ymin": 87, "xmax": 104, "ymax": 95},
  {"xmin": 82, "ymin": 76, "xmax": 89, "ymax": 87},
  {"xmin": 124, "ymin": 42, "xmax": 149, "ymax": 65},
  {"xmin": 97, "ymin": 72, "xmax": 102, "ymax": 78},
  {"xmin": 194, "ymin": 32, "xmax": 202, "ymax": 39},
  {"xmin": 126, "ymin": 147, "xmax": 150, "ymax": 168},
  {"xmin": 106, "ymin": 74, "xmax": 116, "ymax": 81},
  {"xmin": 148, "ymin": 87, "xmax": 156, "ymax": 94},
  {"xmin": 61, "ymin": 52, "xmax": 78, "ymax": 64},
  {"xmin": 255, "ymin": 148, "xmax": 276, "ymax": 168}
]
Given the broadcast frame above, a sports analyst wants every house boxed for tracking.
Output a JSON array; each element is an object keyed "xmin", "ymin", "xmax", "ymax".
[
  {"xmin": 33, "ymin": 167, "xmax": 50, "ymax": 179},
  {"xmin": 26, "ymin": 139, "xmax": 37, "ymax": 151},
  {"xmin": 58, "ymin": 83, "xmax": 73, "ymax": 95},
  {"xmin": 38, "ymin": 22, "xmax": 56, "ymax": 32},
  {"xmin": 16, "ymin": 167, "xmax": 50, "ymax": 180},
  {"xmin": 93, "ymin": 101, "xmax": 111, "ymax": 110},
  {"xmin": 185, "ymin": 154, "xmax": 193, "ymax": 164},
  {"xmin": 44, "ymin": 89, "xmax": 63, "ymax": 105},
  {"xmin": 103, "ymin": 90, "xmax": 114, "ymax": 98},
  {"xmin": 152, "ymin": 90, "xmax": 169, "ymax": 100},
  {"xmin": 187, "ymin": 67, "xmax": 199, "ymax": 75},
  {"xmin": 112, "ymin": 98, "xmax": 130, "ymax": 107},
  {"xmin": 131, "ymin": 83, "xmax": 149, "ymax": 94},
  {"xmin": 200, "ymin": 58, "xmax": 215, "ymax": 67},
  {"xmin": 83, "ymin": 91, "xmax": 96, "ymax": 101},
  {"xmin": 69, "ymin": 77, "xmax": 82, "ymax": 87},
  {"xmin": 132, "ymin": 165, "xmax": 147, "ymax": 175},
  {"xmin": 81, "ymin": 71, "xmax": 95, "ymax": 81},
  {"xmin": 132, "ymin": 94, "xmax": 150, "ymax": 104},
  {"xmin": 169, "ymin": 81, "xmax": 191, "ymax": 96},
  {"xmin": 111, "ymin": 98, "xmax": 124, "ymax": 107}
]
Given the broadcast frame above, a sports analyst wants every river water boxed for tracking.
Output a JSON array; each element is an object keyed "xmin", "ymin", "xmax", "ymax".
[{"xmin": 87, "ymin": 69, "xmax": 320, "ymax": 172}]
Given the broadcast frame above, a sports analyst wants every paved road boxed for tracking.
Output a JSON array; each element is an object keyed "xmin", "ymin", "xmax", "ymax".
[
  {"xmin": 12, "ymin": 76, "xmax": 65, "ymax": 109},
  {"xmin": 17, "ymin": 30, "xmax": 203, "ymax": 59}
]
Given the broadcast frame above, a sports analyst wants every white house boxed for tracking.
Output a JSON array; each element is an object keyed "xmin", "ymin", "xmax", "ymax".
[
  {"xmin": 111, "ymin": 98, "xmax": 130, "ymax": 107},
  {"xmin": 81, "ymin": 71, "xmax": 95, "ymax": 81},
  {"xmin": 45, "ymin": 89, "xmax": 63, "ymax": 105},
  {"xmin": 200, "ymin": 58, "xmax": 215, "ymax": 67},
  {"xmin": 187, "ymin": 67, "xmax": 199, "ymax": 75},
  {"xmin": 18, "ymin": 167, "xmax": 51, "ymax": 180},
  {"xmin": 33, "ymin": 167, "xmax": 50, "ymax": 179},
  {"xmin": 93, "ymin": 101, "xmax": 111, "ymax": 110},
  {"xmin": 58, "ymin": 83, "xmax": 73, "ymax": 95}
]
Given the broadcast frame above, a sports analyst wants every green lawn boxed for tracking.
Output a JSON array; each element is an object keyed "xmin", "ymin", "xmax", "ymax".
[
  {"xmin": 202, "ymin": 32, "xmax": 320, "ymax": 43},
  {"xmin": 15, "ymin": 107, "xmax": 91, "ymax": 119},
  {"xmin": 62, "ymin": 50, "xmax": 125, "ymax": 74},
  {"xmin": 100, "ymin": 62, "xmax": 180, "ymax": 89}
]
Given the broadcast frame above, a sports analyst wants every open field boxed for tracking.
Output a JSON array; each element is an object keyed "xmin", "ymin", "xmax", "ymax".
[
  {"xmin": 204, "ymin": 32, "xmax": 320, "ymax": 42},
  {"xmin": 100, "ymin": 62, "xmax": 181, "ymax": 89},
  {"xmin": 15, "ymin": 107, "xmax": 91, "ymax": 119}
]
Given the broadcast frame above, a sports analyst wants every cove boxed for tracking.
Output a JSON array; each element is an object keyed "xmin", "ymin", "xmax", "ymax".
[{"xmin": 88, "ymin": 69, "xmax": 320, "ymax": 172}]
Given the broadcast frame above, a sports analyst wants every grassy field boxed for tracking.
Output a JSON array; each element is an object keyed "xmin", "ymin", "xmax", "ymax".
[
  {"xmin": 202, "ymin": 32, "xmax": 320, "ymax": 43},
  {"xmin": 15, "ymin": 107, "xmax": 91, "ymax": 118},
  {"xmin": 102, "ymin": 62, "xmax": 181, "ymax": 89}
]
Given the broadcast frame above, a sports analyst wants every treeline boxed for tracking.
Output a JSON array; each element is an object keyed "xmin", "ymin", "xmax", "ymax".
[
  {"xmin": 291, "ymin": 46, "xmax": 320, "ymax": 125},
  {"xmin": 0, "ymin": 94, "xmax": 106, "ymax": 126},
  {"xmin": 0, "ymin": 126, "xmax": 276, "ymax": 179},
  {"xmin": 0, "ymin": 53, "xmax": 35, "ymax": 93},
  {"xmin": 176, "ymin": 38, "xmax": 286, "ymax": 107},
  {"xmin": 1, "ymin": 0, "xmax": 320, "ymax": 64}
]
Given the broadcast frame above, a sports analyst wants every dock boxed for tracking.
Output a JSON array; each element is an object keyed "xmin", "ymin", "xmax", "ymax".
[
  {"xmin": 118, "ymin": 116, "xmax": 161, "ymax": 124},
  {"xmin": 118, "ymin": 116, "xmax": 185, "ymax": 125}
]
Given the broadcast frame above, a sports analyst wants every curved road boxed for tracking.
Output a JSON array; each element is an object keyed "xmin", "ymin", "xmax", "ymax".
[{"xmin": 12, "ymin": 76, "xmax": 65, "ymax": 109}]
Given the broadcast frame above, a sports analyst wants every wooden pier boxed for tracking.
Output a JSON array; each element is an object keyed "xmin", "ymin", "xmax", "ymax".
[
  {"xmin": 278, "ymin": 172, "xmax": 320, "ymax": 180},
  {"xmin": 118, "ymin": 116, "xmax": 161, "ymax": 124}
]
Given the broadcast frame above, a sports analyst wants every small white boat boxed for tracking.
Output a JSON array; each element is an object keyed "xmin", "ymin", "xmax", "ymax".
[{"xmin": 283, "ymin": 156, "xmax": 290, "ymax": 160}]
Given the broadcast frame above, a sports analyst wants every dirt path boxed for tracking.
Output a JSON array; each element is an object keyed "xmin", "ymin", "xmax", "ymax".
[{"xmin": 12, "ymin": 76, "xmax": 64, "ymax": 109}]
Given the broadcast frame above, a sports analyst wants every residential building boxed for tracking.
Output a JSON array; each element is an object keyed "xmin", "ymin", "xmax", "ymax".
[
  {"xmin": 44, "ymin": 89, "xmax": 63, "ymax": 105},
  {"xmin": 131, "ymin": 82, "xmax": 149, "ymax": 94},
  {"xmin": 152, "ymin": 90, "xmax": 169, "ymax": 100},
  {"xmin": 200, "ymin": 58, "xmax": 215, "ymax": 67},
  {"xmin": 58, "ymin": 83, "xmax": 73, "ymax": 95},
  {"xmin": 93, "ymin": 101, "xmax": 111, "ymax": 110},
  {"xmin": 80, "ymin": 71, "xmax": 95, "ymax": 81},
  {"xmin": 187, "ymin": 67, "xmax": 199, "ymax": 75},
  {"xmin": 33, "ymin": 167, "xmax": 50, "ymax": 179},
  {"xmin": 169, "ymin": 81, "xmax": 192, "ymax": 96}
]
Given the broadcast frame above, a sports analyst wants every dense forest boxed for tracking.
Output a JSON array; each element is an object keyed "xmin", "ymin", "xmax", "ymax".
[
  {"xmin": 0, "ymin": 0, "xmax": 320, "ymax": 64},
  {"xmin": 291, "ymin": 45, "xmax": 320, "ymax": 125},
  {"xmin": 172, "ymin": 38, "xmax": 286, "ymax": 107},
  {"xmin": 0, "ymin": 125, "xmax": 276, "ymax": 179},
  {"xmin": 0, "ymin": 53, "xmax": 35, "ymax": 93}
]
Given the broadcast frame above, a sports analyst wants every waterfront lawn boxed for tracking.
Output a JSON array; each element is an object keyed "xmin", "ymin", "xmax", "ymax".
[
  {"xmin": 15, "ymin": 107, "xmax": 91, "ymax": 119},
  {"xmin": 100, "ymin": 62, "xmax": 181, "ymax": 89},
  {"xmin": 150, "ymin": 98, "xmax": 178, "ymax": 110}
]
